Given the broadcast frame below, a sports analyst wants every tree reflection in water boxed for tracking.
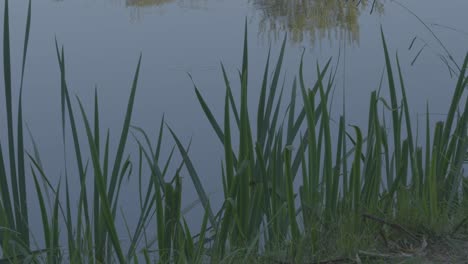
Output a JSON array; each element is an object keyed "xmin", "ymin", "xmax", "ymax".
[
  {"xmin": 253, "ymin": 0, "xmax": 384, "ymax": 45},
  {"xmin": 126, "ymin": 0, "xmax": 175, "ymax": 7},
  {"xmin": 125, "ymin": 0, "xmax": 207, "ymax": 22}
]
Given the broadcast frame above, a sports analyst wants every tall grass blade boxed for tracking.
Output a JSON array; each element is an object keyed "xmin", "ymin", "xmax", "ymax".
[
  {"xmin": 168, "ymin": 127, "xmax": 215, "ymax": 225},
  {"xmin": 55, "ymin": 42, "xmax": 91, "ymax": 228},
  {"xmin": 257, "ymin": 46, "xmax": 271, "ymax": 143},
  {"xmin": 441, "ymin": 54, "xmax": 468, "ymax": 152},
  {"xmin": 17, "ymin": 0, "xmax": 32, "ymax": 246},
  {"xmin": 108, "ymin": 54, "xmax": 142, "ymax": 204},
  {"xmin": 381, "ymin": 27, "xmax": 401, "ymax": 180},
  {"xmin": 3, "ymin": 0, "xmax": 21, "ymax": 243},
  {"xmin": 76, "ymin": 98, "xmax": 126, "ymax": 263}
]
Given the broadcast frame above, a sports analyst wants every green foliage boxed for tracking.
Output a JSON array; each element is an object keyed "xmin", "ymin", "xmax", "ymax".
[
  {"xmin": 1, "ymin": 1, "xmax": 468, "ymax": 263},
  {"xmin": 0, "ymin": 0, "xmax": 31, "ymax": 260}
]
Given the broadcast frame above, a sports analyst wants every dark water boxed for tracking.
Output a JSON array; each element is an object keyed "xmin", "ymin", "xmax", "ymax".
[{"xmin": 2, "ymin": 0, "xmax": 468, "ymax": 244}]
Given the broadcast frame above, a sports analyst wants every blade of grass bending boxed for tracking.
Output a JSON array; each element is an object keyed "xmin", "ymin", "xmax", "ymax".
[
  {"xmin": 133, "ymin": 136, "xmax": 165, "ymax": 192},
  {"xmin": 17, "ymin": 0, "xmax": 32, "ymax": 246},
  {"xmin": 154, "ymin": 114, "xmax": 165, "ymax": 162},
  {"xmin": 162, "ymin": 183, "xmax": 174, "ymax": 262},
  {"xmin": 429, "ymin": 123, "xmax": 443, "ymax": 218},
  {"xmin": 192, "ymin": 77, "xmax": 224, "ymax": 142},
  {"xmin": 18, "ymin": 0, "xmax": 31, "ymax": 94},
  {"xmin": 410, "ymin": 44, "xmax": 427, "ymax": 66},
  {"xmin": 126, "ymin": 150, "xmax": 156, "ymax": 259},
  {"xmin": 153, "ymin": 169, "xmax": 165, "ymax": 261},
  {"xmin": 261, "ymin": 35, "xmax": 287, "ymax": 147},
  {"xmin": 162, "ymin": 145, "xmax": 176, "ymax": 177},
  {"xmin": 168, "ymin": 127, "xmax": 215, "ymax": 225},
  {"xmin": 237, "ymin": 19, "xmax": 255, "ymax": 236},
  {"xmin": 446, "ymin": 94, "xmax": 468, "ymax": 206},
  {"xmin": 246, "ymin": 181, "xmax": 264, "ymax": 240},
  {"xmin": 437, "ymin": 54, "xmax": 455, "ymax": 78},
  {"xmin": 284, "ymin": 148, "xmax": 299, "ymax": 244},
  {"xmin": 297, "ymin": 66, "xmax": 337, "ymax": 144},
  {"xmin": 394, "ymin": 1, "xmax": 460, "ymax": 71},
  {"xmin": 26, "ymin": 126, "xmax": 43, "ymax": 170},
  {"xmin": 31, "ymin": 168, "xmax": 50, "ymax": 256},
  {"xmin": 299, "ymin": 55, "xmax": 319, "ymax": 204},
  {"xmin": 263, "ymin": 82, "xmax": 285, "ymax": 160},
  {"xmin": 326, "ymin": 54, "xmax": 340, "ymax": 115},
  {"xmin": 51, "ymin": 180, "xmax": 61, "ymax": 264},
  {"xmin": 195, "ymin": 211, "xmax": 209, "ymax": 262},
  {"xmin": 112, "ymin": 157, "xmax": 132, "ymax": 216},
  {"xmin": 332, "ymin": 116, "xmax": 345, "ymax": 212},
  {"xmin": 120, "ymin": 212, "xmax": 134, "ymax": 261},
  {"xmin": 182, "ymin": 218, "xmax": 194, "ymax": 261},
  {"xmin": 27, "ymin": 154, "xmax": 78, "ymax": 262},
  {"xmin": 257, "ymin": 45, "xmax": 271, "ymax": 142},
  {"xmin": 286, "ymin": 78, "xmax": 297, "ymax": 145},
  {"xmin": 77, "ymin": 98, "xmax": 126, "ymax": 263},
  {"xmin": 0, "ymin": 144, "xmax": 14, "ymax": 240},
  {"xmin": 318, "ymin": 65, "xmax": 334, "ymax": 217},
  {"xmin": 90, "ymin": 89, "xmax": 103, "ymax": 262},
  {"xmin": 94, "ymin": 87, "xmax": 100, "ymax": 155},
  {"xmin": 220, "ymin": 63, "xmax": 240, "ymax": 128},
  {"xmin": 108, "ymin": 54, "xmax": 142, "ymax": 204},
  {"xmin": 342, "ymin": 117, "xmax": 349, "ymax": 208},
  {"xmin": 255, "ymin": 142, "xmax": 272, "ymax": 217},
  {"xmin": 103, "ymin": 129, "xmax": 110, "ymax": 186},
  {"xmin": 214, "ymin": 180, "xmax": 238, "ymax": 258},
  {"xmin": 408, "ymin": 36, "xmax": 418, "ymax": 50},
  {"xmin": 3, "ymin": 0, "xmax": 21, "ymax": 240},
  {"xmin": 64, "ymin": 177, "xmax": 78, "ymax": 262},
  {"xmin": 55, "ymin": 38, "xmax": 67, "ymax": 164},
  {"xmin": 441, "ymin": 54, "xmax": 468, "ymax": 153},
  {"xmin": 291, "ymin": 131, "xmax": 307, "ymax": 180},
  {"xmin": 373, "ymin": 99, "xmax": 384, "ymax": 207},
  {"xmin": 381, "ymin": 27, "xmax": 402, "ymax": 176},
  {"xmin": 396, "ymin": 54, "xmax": 423, "ymax": 193},
  {"xmin": 424, "ymin": 103, "xmax": 431, "ymax": 194},
  {"xmin": 224, "ymin": 88, "xmax": 235, "ymax": 189},
  {"xmin": 241, "ymin": 18, "xmax": 248, "ymax": 91},
  {"xmin": 131, "ymin": 127, "xmax": 156, "ymax": 163},
  {"xmin": 291, "ymin": 57, "xmax": 332, "ymax": 141},
  {"xmin": 55, "ymin": 43, "xmax": 91, "ymax": 228},
  {"xmin": 350, "ymin": 126, "xmax": 362, "ymax": 223}
]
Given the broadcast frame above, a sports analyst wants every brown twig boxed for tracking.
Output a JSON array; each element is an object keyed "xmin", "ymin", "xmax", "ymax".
[
  {"xmin": 361, "ymin": 213, "xmax": 419, "ymax": 241},
  {"xmin": 452, "ymin": 216, "xmax": 468, "ymax": 235},
  {"xmin": 272, "ymin": 257, "xmax": 351, "ymax": 264},
  {"xmin": 379, "ymin": 228, "xmax": 389, "ymax": 247}
]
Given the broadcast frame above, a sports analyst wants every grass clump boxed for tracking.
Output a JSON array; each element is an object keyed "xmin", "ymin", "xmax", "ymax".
[{"xmin": 1, "ymin": 1, "xmax": 468, "ymax": 263}]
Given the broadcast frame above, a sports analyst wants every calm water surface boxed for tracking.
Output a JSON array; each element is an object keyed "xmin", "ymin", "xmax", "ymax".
[{"xmin": 2, "ymin": 0, "xmax": 468, "ymax": 240}]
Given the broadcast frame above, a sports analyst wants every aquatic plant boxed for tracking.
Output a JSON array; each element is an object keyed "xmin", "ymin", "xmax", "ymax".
[{"xmin": 1, "ymin": 0, "xmax": 468, "ymax": 263}]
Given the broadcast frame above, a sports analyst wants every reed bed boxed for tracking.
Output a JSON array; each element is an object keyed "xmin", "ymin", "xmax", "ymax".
[{"xmin": 1, "ymin": 0, "xmax": 468, "ymax": 263}]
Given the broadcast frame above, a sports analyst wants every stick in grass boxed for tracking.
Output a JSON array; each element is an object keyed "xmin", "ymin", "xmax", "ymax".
[{"xmin": 361, "ymin": 213, "xmax": 419, "ymax": 241}]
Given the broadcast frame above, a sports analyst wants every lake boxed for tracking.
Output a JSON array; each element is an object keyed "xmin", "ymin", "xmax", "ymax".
[{"xmin": 2, "ymin": 0, "xmax": 468, "ymax": 252}]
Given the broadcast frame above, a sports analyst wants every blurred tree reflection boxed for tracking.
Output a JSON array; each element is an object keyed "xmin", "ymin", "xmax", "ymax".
[
  {"xmin": 126, "ymin": 0, "xmax": 174, "ymax": 7},
  {"xmin": 125, "ymin": 0, "xmax": 206, "ymax": 22},
  {"xmin": 253, "ymin": 0, "xmax": 384, "ymax": 45}
]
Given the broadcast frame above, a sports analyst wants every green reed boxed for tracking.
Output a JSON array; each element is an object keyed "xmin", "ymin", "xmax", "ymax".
[
  {"xmin": 1, "ymin": 0, "xmax": 468, "ymax": 263},
  {"xmin": 0, "ymin": 0, "xmax": 31, "ymax": 261}
]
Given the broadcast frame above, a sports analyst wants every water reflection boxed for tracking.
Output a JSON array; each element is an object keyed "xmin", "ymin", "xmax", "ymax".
[
  {"xmin": 126, "ymin": 0, "xmax": 174, "ymax": 7},
  {"xmin": 124, "ymin": 0, "xmax": 175, "ymax": 21},
  {"xmin": 125, "ymin": 0, "xmax": 206, "ymax": 21},
  {"xmin": 253, "ymin": 0, "xmax": 384, "ymax": 45}
]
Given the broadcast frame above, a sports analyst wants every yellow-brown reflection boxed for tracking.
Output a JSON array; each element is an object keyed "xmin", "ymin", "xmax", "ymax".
[
  {"xmin": 126, "ymin": 0, "xmax": 174, "ymax": 7},
  {"xmin": 125, "ymin": 0, "xmax": 176, "ymax": 22},
  {"xmin": 125, "ymin": 0, "xmax": 206, "ymax": 22},
  {"xmin": 253, "ymin": 0, "xmax": 384, "ymax": 45}
]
